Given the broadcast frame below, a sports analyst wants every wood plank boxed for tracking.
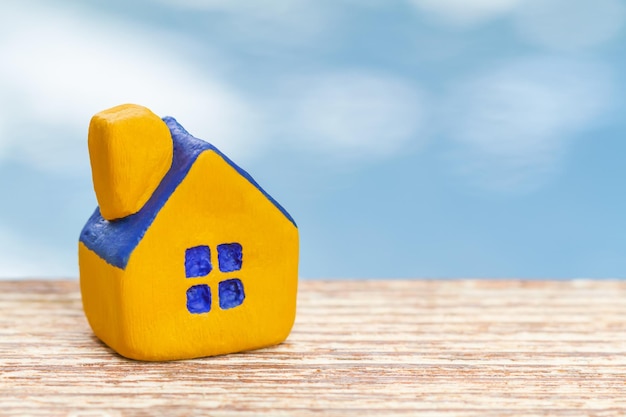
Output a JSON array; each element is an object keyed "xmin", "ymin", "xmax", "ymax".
[{"xmin": 1, "ymin": 280, "xmax": 625, "ymax": 416}]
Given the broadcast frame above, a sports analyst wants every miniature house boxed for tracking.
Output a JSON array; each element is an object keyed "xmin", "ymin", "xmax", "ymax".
[{"xmin": 79, "ymin": 104, "xmax": 299, "ymax": 361}]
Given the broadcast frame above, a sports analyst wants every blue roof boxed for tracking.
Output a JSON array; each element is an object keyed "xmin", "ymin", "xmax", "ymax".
[{"xmin": 79, "ymin": 117, "xmax": 296, "ymax": 270}]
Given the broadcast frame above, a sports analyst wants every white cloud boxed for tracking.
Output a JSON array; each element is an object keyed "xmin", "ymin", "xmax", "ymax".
[
  {"xmin": 155, "ymin": 0, "xmax": 329, "ymax": 46},
  {"xmin": 408, "ymin": 0, "xmax": 521, "ymax": 26},
  {"xmin": 0, "ymin": 2, "xmax": 430, "ymax": 175},
  {"xmin": 445, "ymin": 57, "xmax": 613, "ymax": 190},
  {"xmin": 278, "ymin": 72, "xmax": 426, "ymax": 159},
  {"xmin": 408, "ymin": 0, "xmax": 625, "ymax": 51},
  {"xmin": 0, "ymin": 118, "xmax": 6, "ymax": 155},
  {"xmin": 0, "ymin": 226, "xmax": 71, "ymax": 278},
  {"xmin": 514, "ymin": 0, "xmax": 626, "ymax": 50},
  {"xmin": 157, "ymin": 0, "xmax": 312, "ymax": 16},
  {"xmin": 0, "ymin": 2, "xmax": 262, "ymax": 172}
]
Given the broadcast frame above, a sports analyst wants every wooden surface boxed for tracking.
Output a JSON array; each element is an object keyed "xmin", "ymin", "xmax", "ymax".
[{"xmin": 1, "ymin": 280, "xmax": 625, "ymax": 416}]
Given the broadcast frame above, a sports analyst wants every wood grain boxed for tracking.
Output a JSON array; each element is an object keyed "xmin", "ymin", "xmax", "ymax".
[{"xmin": 1, "ymin": 280, "xmax": 625, "ymax": 416}]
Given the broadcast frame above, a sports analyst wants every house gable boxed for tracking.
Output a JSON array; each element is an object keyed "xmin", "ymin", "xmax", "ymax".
[
  {"xmin": 79, "ymin": 117, "xmax": 296, "ymax": 270},
  {"xmin": 113, "ymin": 148, "xmax": 299, "ymax": 359}
]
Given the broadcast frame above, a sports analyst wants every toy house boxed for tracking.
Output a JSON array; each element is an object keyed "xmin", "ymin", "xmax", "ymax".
[{"xmin": 79, "ymin": 104, "xmax": 299, "ymax": 361}]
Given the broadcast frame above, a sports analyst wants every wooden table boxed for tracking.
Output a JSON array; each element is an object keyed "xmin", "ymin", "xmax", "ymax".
[{"xmin": 1, "ymin": 280, "xmax": 625, "ymax": 416}]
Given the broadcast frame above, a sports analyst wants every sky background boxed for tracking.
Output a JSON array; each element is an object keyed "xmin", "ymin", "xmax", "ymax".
[{"xmin": 0, "ymin": 0, "xmax": 625, "ymax": 279}]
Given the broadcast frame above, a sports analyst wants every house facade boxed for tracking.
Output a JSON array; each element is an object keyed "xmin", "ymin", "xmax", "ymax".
[{"xmin": 79, "ymin": 105, "xmax": 299, "ymax": 361}]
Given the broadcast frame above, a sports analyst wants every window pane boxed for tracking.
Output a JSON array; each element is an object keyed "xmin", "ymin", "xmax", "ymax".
[
  {"xmin": 218, "ymin": 279, "xmax": 245, "ymax": 309},
  {"xmin": 185, "ymin": 245, "xmax": 212, "ymax": 278},
  {"xmin": 186, "ymin": 284, "xmax": 212, "ymax": 314},
  {"xmin": 217, "ymin": 243, "xmax": 243, "ymax": 272}
]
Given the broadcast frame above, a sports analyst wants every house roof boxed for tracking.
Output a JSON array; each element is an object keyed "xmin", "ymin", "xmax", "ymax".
[{"xmin": 80, "ymin": 117, "xmax": 296, "ymax": 270}]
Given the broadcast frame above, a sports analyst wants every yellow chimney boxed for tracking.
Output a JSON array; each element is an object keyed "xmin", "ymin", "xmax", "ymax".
[{"xmin": 87, "ymin": 104, "xmax": 173, "ymax": 220}]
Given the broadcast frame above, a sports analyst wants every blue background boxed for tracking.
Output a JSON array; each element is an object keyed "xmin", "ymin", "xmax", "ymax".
[{"xmin": 0, "ymin": 0, "xmax": 625, "ymax": 279}]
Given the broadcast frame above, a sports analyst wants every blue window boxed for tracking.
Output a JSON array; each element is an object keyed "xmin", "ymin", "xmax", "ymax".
[
  {"xmin": 185, "ymin": 245, "xmax": 212, "ymax": 278},
  {"xmin": 218, "ymin": 279, "xmax": 245, "ymax": 310},
  {"xmin": 217, "ymin": 243, "xmax": 243, "ymax": 272},
  {"xmin": 184, "ymin": 243, "xmax": 245, "ymax": 314},
  {"xmin": 186, "ymin": 284, "xmax": 212, "ymax": 314}
]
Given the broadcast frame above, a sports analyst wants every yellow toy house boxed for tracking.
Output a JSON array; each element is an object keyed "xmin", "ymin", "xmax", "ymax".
[{"xmin": 79, "ymin": 104, "xmax": 299, "ymax": 361}]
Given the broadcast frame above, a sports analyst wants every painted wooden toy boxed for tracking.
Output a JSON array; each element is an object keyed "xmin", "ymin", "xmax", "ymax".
[{"xmin": 79, "ymin": 104, "xmax": 299, "ymax": 361}]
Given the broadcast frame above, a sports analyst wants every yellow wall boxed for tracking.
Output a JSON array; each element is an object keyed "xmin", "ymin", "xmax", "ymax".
[{"xmin": 79, "ymin": 241, "xmax": 125, "ymax": 352}]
